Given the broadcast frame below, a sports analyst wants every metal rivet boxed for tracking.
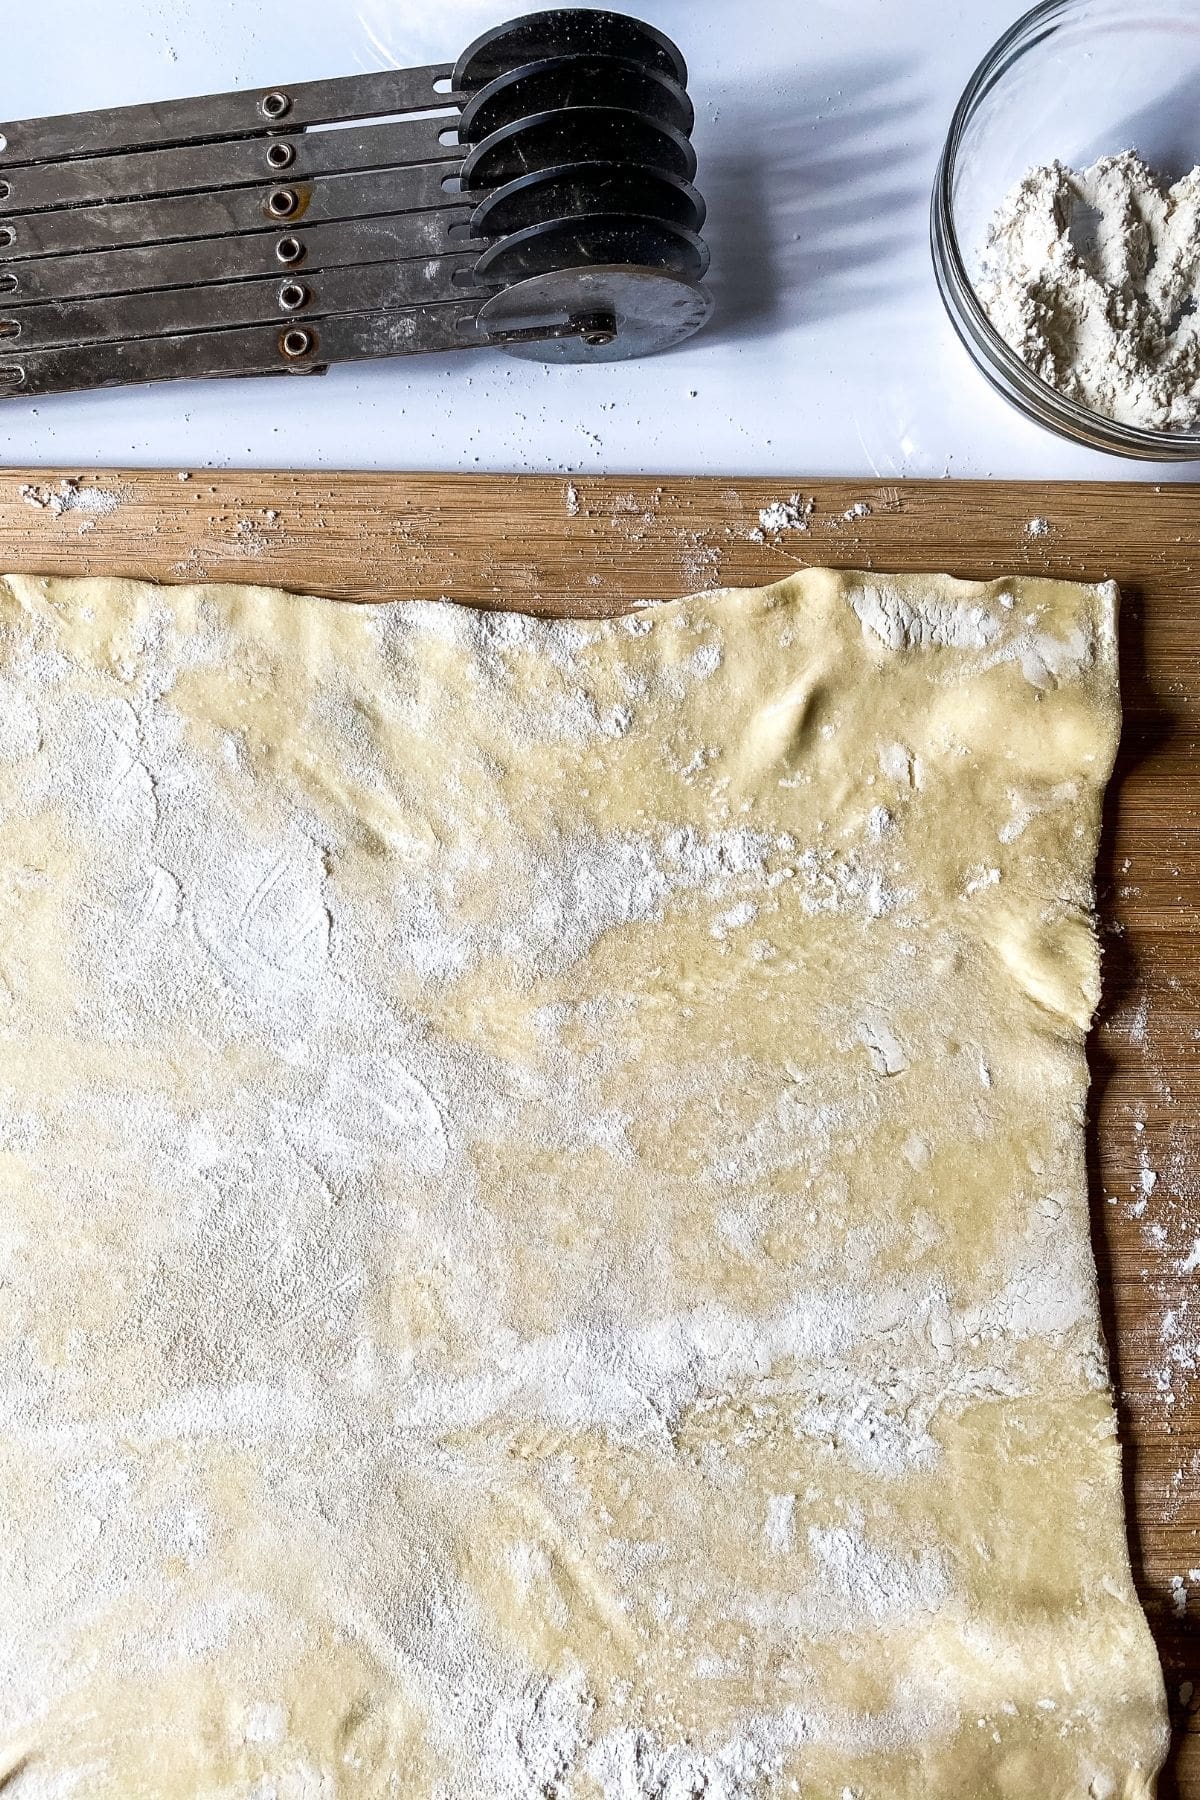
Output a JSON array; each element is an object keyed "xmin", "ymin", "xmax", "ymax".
[
  {"xmin": 278, "ymin": 280, "xmax": 309, "ymax": 312},
  {"xmin": 267, "ymin": 188, "xmax": 298, "ymax": 218},
  {"xmin": 574, "ymin": 312, "xmax": 618, "ymax": 349},
  {"xmin": 274, "ymin": 235, "xmax": 304, "ymax": 265},
  {"xmin": 266, "ymin": 141, "xmax": 294, "ymax": 170},
  {"xmin": 280, "ymin": 327, "xmax": 314, "ymax": 358},
  {"xmin": 261, "ymin": 91, "xmax": 291, "ymax": 120}
]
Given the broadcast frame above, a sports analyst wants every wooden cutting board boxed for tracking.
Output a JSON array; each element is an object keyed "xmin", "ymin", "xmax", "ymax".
[{"xmin": 2, "ymin": 468, "xmax": 1197, "ymax": 1794}]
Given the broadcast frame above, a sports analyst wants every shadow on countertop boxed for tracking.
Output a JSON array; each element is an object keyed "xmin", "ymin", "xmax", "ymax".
[{"xmin": 695, "ymin": 52, "xmax": 931, "ymax": 346}]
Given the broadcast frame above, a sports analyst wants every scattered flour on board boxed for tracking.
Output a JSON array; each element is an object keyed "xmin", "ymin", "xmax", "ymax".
[
  {"xmin": 750, "ymin": 494, "xmax": 814, "ymax": 542},
  {"xmin": 19, "ymin": 477, "xmax": 127, "ymax": 518}
]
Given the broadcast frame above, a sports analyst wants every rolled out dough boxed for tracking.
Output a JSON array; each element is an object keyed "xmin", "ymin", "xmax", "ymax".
[{"xmin": 0, "ymin": 567, "xmax": 1167, "ymax": 1797}]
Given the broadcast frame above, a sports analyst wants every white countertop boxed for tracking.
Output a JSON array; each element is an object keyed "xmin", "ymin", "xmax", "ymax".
[{"xmin": 3, "ymin": 0, "xmax": 1194, "ymax": 482}]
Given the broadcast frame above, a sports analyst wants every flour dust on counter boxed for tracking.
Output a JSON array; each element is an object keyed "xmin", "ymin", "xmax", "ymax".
[{"xmin": 0, "ymin": 566, "xmax": 1166, "ymax": 1797}]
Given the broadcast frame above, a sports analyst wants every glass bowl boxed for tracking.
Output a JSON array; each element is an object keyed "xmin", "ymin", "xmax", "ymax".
[{"xmin": 931, "ymin": 0, "xmax": 1200, "ymax": 460}]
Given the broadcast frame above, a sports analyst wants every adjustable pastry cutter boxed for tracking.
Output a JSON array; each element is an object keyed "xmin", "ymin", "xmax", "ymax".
[{"xmin": 0, "ymin": 7, "xmax": 712, "ymax": 397}]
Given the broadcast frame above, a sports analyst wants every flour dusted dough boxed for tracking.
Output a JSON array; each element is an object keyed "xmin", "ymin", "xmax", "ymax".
[{"xmin": 0, "ymin": 568, "xmax": 1166, "ymax": 1797}]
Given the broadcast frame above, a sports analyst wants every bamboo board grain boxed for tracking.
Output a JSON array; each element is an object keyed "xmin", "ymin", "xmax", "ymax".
[{"xmin": 0, "ymin": 468, "xmax": 1197, "ymax": 1793}]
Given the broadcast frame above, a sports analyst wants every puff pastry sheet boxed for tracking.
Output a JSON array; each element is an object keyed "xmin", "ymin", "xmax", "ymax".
[{"xmin": 0, "ymin": 569, "xmax": 1166, "ymax": 1798}]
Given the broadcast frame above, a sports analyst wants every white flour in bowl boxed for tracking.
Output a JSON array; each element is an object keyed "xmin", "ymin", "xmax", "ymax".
[{"xmin": 977, "ymin": 150, "xmax": 1200, "ymax": 431}]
